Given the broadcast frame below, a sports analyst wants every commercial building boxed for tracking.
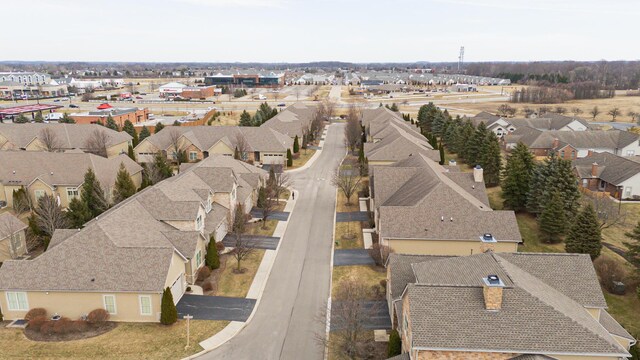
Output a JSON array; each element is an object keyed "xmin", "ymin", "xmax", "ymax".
[
  {"xmin": 204, "ymin": 71, "xmax": 284, "ymax": 88},
  {"xmin": 0, "ymin": 72, "xmax": 51, "ymax": 86},
  {"xmin": 70, "ymin": 107, "xmax": 149, "ymax": 127},
  {"xmin": 158, "ymin": 82, "xmax": 216, "ymax": 99},
  {"xmin": 0, "ymin": 104, "xmax": 63, "ymax": 122}
]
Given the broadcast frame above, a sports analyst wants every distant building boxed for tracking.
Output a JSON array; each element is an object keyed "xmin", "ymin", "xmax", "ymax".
[
  {"xmin": 70, "ymin": 107, "xmax": 149, "ymax": 127},
  {"xmin": 158, "ymin": 82, "xmax": 215, "ymax": 99},
  {"xmin": 0, "ymin": 72, "xmax": 51, "ymax": 86},
  {"xmin": 204, "ymin": 72, "xmax": 284, "ymax": 88}
]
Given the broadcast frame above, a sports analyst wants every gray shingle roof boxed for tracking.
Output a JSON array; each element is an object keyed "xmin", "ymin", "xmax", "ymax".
[
  {"xmin": 387, "ymin": 253, "xmax": 450, "ymax": 301},
  {"xmin": 0, "ymin": 213, "xmax": 27, "ymax": 240},
  {"xmin": 599, "ymin": 309, "xmax": 635, "ymax": 340},
  {"xmin": 573, "ymin": 152, "xmax": 640, "ymax": 185},
  {"xmin": 506, "ymin": 128, "xmax": 639, "ymax": 150},
  {"xmin": 0, "ymin": 123, "xmax": 131, "ymax": 150}
]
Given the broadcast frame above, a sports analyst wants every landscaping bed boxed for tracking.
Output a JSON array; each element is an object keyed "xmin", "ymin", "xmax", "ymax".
[{"xmin": 24, "ymin": 321, "xmax": 117, "ymax": 342}]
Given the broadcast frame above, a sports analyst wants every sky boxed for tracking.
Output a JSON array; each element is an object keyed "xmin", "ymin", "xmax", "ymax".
[{"xmin": 1, "ymin": 0, "xmax": 639, "ymax": 63}]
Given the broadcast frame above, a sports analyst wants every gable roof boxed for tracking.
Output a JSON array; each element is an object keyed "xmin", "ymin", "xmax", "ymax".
[
  {"xmin": 506, "ymin": 128, "xmax": 639, "ymax": 150},
  {"xmin": 0, "ymin": 123, "xmax": 131, "ymax": 150},
  {"xmin": 0, "ymin": 213, "xmax": 27, "ymax": 240},
  {"xmin": 573, "ymin": 152, "xmax": 640, "ymax": 185}
]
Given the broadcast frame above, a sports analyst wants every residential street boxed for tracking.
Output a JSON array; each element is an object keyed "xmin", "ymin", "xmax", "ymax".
[{"xmin": 199, "ymin": 123, "xmax": 345, "ymax": 360}]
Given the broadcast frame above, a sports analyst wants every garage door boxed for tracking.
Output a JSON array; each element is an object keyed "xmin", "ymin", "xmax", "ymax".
[
  {"xmin": 215, "ymin": 223, "xmax": 228, "ymax": 245},
  {"xmin": 262, "ymin": 153, "xmax": 283, "ymax": 165},
  {"xmin": 170, "ymin": 274, "xmax": 184, "ymax": 305}
]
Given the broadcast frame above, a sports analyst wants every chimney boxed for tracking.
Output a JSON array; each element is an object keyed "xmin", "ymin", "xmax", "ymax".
[
  {"xmin": 473, "ymin": 165, "xmax": 483, "ymax": 183},
  {"xmin": 591, "ymin": 162, "xmax": 598, "ymax": 177},
  {"xmin": 480, "ymin": 233, "xmax": 496, "ymax": 253},
  {"xmin": 448, "ymin": 159, "xmax": 457, "ymax": 166},
  {"xmin": 552, "ymin": 138, "xmax": 559, "ymax": 149},
  {"xmin": 483, "ymin": 275, "xmax": 504, "ymax": 310},
  {"xmin": 587, "ymin": 149, "xmax": 594, "ymax": 157}
]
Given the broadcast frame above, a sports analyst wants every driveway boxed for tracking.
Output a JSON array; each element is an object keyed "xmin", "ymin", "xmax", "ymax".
[
  {"xmin": 199, "ymin": 123, "xmax": 345, "ymax": 359},
  {"xmin": 330, "ymin": 300, "xmax": 391, "ymax": 330},
  {"xmin": 176, "ymin": 294, "xmax": 256, "ymax": 322},
  {"xmin": 222, "ymin": 234, "xmax": 280, "ymax": 250},
  {"xmin": 336, "ymin": 211, "xmax": 370, "ymax": 222},
  {"xmin": 333, "ymin": 249, "xmax": 375, "ymax": 266},
  {"xmin": 250, "ymin": 209, "xmax": 290, "ymax": 221}
]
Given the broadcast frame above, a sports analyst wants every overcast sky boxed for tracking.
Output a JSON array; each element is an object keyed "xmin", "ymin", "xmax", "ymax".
[{"xmin": 1, "ymin": 0, "xmax": 638, "ymax": 63}]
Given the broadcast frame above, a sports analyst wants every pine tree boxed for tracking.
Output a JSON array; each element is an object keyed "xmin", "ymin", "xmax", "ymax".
[
  {"xmin": 154, "ymin": 122, "xmax": 165, "ymax": 133},
  {"xmin": 467, "ymin": 122, "xmax": 489, "ymax": 166},
  {"xmin": 81, "ymin": 168, "xmax": 108, "ymax": 218},
  {"xmin": 153, "ymin": 152, "xmax": 173, "ymax": 181},
  {"xmin": 257, "ymin": 186, "xmax": 267, "ymax": 208},
  {"xmin": 122, "ymin": 120, "xmax": 139, "ymax": 146},
  {"xmin": 139, "ymin": 125, "xmax": 151, "ymax": 141},
  {"xmin": 206, "ymin": 235, "xmax": 220, "ymax": 270},
  {"xmin": 438, "ymin": 142, "xmax": 445, "ymax": 165},
  {"xmin": 539, "ymin": 190, "xmax": 566, "ymax": 243},
  {"xmin": 160, "ymin": 287, "xmax": 177, "ymax": 325},
  {"xmin": 105, "ymin": 115, "xmax": 118, "ymax": 131},
  {"xmin": 67, "ymin": 197, "xmax": 91, "ymax": 228},
  {"xmin": 239, "ymin": 110, "xmax": 252, "ymax": 127},
  {"xmin": 113, "ymin": 163, "xmax": 137, "ymax": 203},
  {"xmin": 60, "ymin": 113, "xmax": 75, "ymax": 124},
  {"xmin": 34, "ymin": 112, "xmax": 44, "ymax": 123},
  {"xmin": 387, "ymin": 329, "xmax": 402, "ymax": 357},
  {"xmin": 502, "ymin": 142, "xmax": 535, "ymax": 211},
  {"xmin": 234, "ymin": 146, "xmax": 240, "ymax": 160},
  {"xmin": 565, "ymin": 204, "xmax": 602, "ymax": 259},
  {"xmin": 623, "ymin": 221, "xmax": 640, "ymax": 269},
  {"xmin": 526, "ymin": 154, "xmax": 580, "ymax": 218},
  {"xmin": 14, "ymin": 114, "xmax": 28, "ymax": 123},
  {"xmin": 389, "ymin": 103, "xmax": 399, "ymax": 112},
  {"xmin": 127, "ymin": 144, "xmax": 136, "ymax": 161},
  {"xmin": 456, "ymin": 120, "xmax": 475, "ymax": 161},
  {"xmin": 286, "ymin": 148, "xmax": 293, "ymax": 167},
  {"xmin": 301, "ymin": 134, "xmax": 307, "ymax": 149},
  {"xmin": 293, "ymin": 135, "xmax": 300, "ymax": 153},
  {"xmin": 479, "ymin": 132, "xmax": 502, "ymax": 186}
]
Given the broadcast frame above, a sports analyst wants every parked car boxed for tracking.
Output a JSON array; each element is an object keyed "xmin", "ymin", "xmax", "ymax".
[
  {"xmin": 136, "ymin": 96, "xmax": 143, "ymax": 99},
  {"xmin": 278, "ymin": 103, "xmax": 286, "ymax": 107},
  {"xmin": 69, "ymin": 104, "xmax": 79, "ymax": 108}
]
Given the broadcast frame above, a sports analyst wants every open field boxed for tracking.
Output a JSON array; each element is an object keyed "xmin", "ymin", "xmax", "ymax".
[{"xmin": 0, "ymin": 320, "xmax": 228, "ymax": 359}]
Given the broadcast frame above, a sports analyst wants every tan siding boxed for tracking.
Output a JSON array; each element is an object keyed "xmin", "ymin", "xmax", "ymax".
[
  {"xmin": 207, "ymin": 141, "xmax": 234, "ymax": 156},
  {"xmin": 386, "ymin": 239, "xmax": 518, "ymax": 256},
  {"xmin": 106, "ymin": 142, "xmax": 129, "ymax": 158},
  {"xmin": 164, "ymin": 252, "xmax": 187, "ymax": 289}
]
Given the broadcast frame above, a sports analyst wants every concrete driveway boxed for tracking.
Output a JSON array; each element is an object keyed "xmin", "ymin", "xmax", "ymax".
[
  {"xmin": 176, "ymin": 294, "xmax": 256, "ymax": 322},
  {"xmin": 333, "ymin": 249, "xmax": 375, "ymax": 266},
  {"xmin": 199, "ymin": 123, "xmax": 345, "ymax": 360},
  {"xmin": 222, "ymin": 234, "xmax": 280, "ymax": 250},
  {"xmin": 250, "ymin": 209, "xmax": 290, "ymax": 221}
]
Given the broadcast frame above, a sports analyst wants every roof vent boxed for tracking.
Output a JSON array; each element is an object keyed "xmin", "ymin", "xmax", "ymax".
[
  {"xmin": 481, "ymin": 233, "xmax": 496, "ymax": 242},
  {"xmin": 487, "ymin": 274, "xmax": 500, "ymax": 285},
  {"xmin": 448, "ymin": 159, "xmax": 457, "ymax": 166},
  {"xmin": 450, "ymin": 217, "xmax": 453, "ymax": 222},
  {"xmin": 441, "ymin": 216, "xmax": 444, "ymax": 222},
  {"xmin": 90, "ymin": 278, "xmax": 95, "ymax": 282},
  {"xmin": 12, "ymin": 170, "xmax": 16, "ymax": 174},
  {"xmin": 50, "ymin": 172, "xmax": 54, "ymax": 175}
]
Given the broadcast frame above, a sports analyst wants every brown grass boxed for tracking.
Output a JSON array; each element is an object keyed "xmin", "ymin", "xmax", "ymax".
[
  {"xmin": 0, "ymin": 320, "xmax": 228, "ymax": 359},
  {"xmin": 334, "ymin": 222, "xmax": 363, "ymax": 249},
  {"xmin": 601, "ymin": 203, "xmax": 640, "ymax": 251},
  {"xmin": 215, "ymin": 250, "xmax": 265, "ymax": 298},
  {"xmin": 289, "ymin": 149, "xmax": 316, "ymax": 169},
  {"xmin": 336, "ymin": 190, "xmax": 361, "ymax": 213},
  {"xmin": 245, "ymin": 219, "xmax": 278, "ymax": 236},
  {"xmin": 331, "ymin": 265, "xmax": 386, "ymax": 301}
]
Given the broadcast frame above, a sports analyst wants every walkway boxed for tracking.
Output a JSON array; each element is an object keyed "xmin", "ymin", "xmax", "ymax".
[
  {"xmin": 222, "ymin": 234, "xmax": 280, "ymax": 250},
  {"xmin": 330, "ymin": 300, "xmax": 391, "ymax": 330},
  {"xmin": 250, "ymin": 209, "xmax": 290, "ymax": 221}
]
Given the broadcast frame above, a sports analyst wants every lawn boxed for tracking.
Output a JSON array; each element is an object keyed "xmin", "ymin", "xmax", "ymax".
[
  {"xmin": 601, "ymin": 203, "xmax": 640, "ymax": 251},
  {"xmin": 331, "ymin": 265, "xmax": 386, "ymax": 301},
  {"xmin": 336, "ymin": 190, "xmax": 361, "ymax": 213},
  {"xmin": 0, "ymin": 320, "xmax": 228, "ymax": 359},
  {"xmin": 215, "ymin": 250, "xmax": 266, "ymax": 298},
  {"xmin": 604, "ymin": 291, "xmax": 640, "ymax": 337},
  {"xmin": 290, "ymin": 149, "xmax": 316, "ymax": 169},
  {"xmin": 245, "ymin": 219, "xmax": 278, "ymax": 237},
  {"xmin": 335, "ymin": 222, "xmax": 363, "ymax": 249}
]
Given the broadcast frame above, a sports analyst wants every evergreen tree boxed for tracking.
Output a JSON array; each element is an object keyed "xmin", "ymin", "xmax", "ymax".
[
  {"xmin": 122, "ymin": 120, "xmax": 138, "ymax": 146},
  {"xmin": 67, "ymin": 197, "xmax": 91, "ymax": 228},
  {"xmin": 252, "ymin": 112, "xmax": 264, "ymax": 127},
  {"xmin": 154, "ymin": 122, "xmax": 165, "ymax": 133},
  {"xmin": 105, "ymin": 115, "xmax": 118, "ymax": 131},
  {"xmin": 239, "ymin": 110, "xmax": 252, "ymax": 126},
  {"xmin": 389, "ymin": 103, "xmax": 399, "ymax": 112},
  {"xmin": 257, "ymin": 186, "xmax": 267, "ymax": 208},
  {"xmin": 438, "ymin": 143, "xmax": 445, "ymax": 165},
  {"xmin": 172, "ymin": 120, "xmax": 181, "ymax": 126},
  {"xmin": 59, "ymin": 113, "xmax": 75, "ymax": 124},
  {"xmin": 293, "ymin": 135, "xmax": 300, "ymax": 153},
  {"xmin": 113, "ymin": 163, "xmax": 137, "ymax": 203},
  {"xmin": 388, "ymin": 329, "xmax": 402, "ymax": 357},
  {"xmin": 431, "ymin": 112, "xmax": 446, "ymax": 136},
  {"xmin": 153, "ymin": 152, "xmax": 173, "ymax": 180},
  {"xmin": 565, "ymin": 204, "xmax": 602, "ymax": 259},
  {"xmin": 301, "ymin": 134, "xmax": 307, "ymax": 149},
  {"xmin": 286, "ymin": 148, "xmax": 293, "ymax": 167},
  {"xmin": 623, "ymin": 221, "xmax": 640, "ymax": 269},
  {"xmin": 234, "ymin": 146, "xmax": 240, "ymax": 160},
  {"xmin": 539, "ymin": 190, "xmax": 567, "ymax": 243},
  {"xmin": 527, "ymin": 154, "xmax": 580, "ymax": 218},
  {"xmin": 160, "ymin": 287, "xmax": 177, "ymax": 325},
  {"xmin": 139, "ymin": 125, "xmax": 151, "ymax": 141},
  {"xmin": 479, "ymin": 132, "xmax": 502, "ymax": 186},
  {"xmin": 81, "ymin": 168, "xmax": 108, "ymax": 218},
  {"xmin": 467, "ymin": 122, "xmax": 489, "ymax": 166},
  {"xmin": 502, "ymin": 142, "xmax": 535, "ymax": 211},
  {"xmin": 206, "ymin": 235, "xmax": 220, "ymax": 270},
  {"xmin": 14, "ymin": 114, "xmax": 28, "ymax": 123},
  {"xmin": 127, "ymin": 144, "xmax": 136, "ymax": 161},
  {"xmin": 34, "ymin": 112, "xmax": 44, "ymax": 123}
]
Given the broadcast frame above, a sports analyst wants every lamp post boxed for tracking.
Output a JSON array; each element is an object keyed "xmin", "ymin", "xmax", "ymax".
[{"xmin": 183, "ymin": 314, "xmax": 193, "ymax": 349}]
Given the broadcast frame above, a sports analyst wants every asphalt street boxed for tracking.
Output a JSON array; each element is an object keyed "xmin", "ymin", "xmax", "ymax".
[{"xmin": 199, "ymin": 123, "xmax": 345, "ymax": 360}]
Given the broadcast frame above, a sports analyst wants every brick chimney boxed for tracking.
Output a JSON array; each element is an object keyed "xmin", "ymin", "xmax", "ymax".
[
  {"xmin": 473, "ymin": 165, "xmax": 483, "ymax": 183},
  {"xmin": 587, "ymin": 149, "xmax": 594, "ymax": 157},
  {"xmin": 591, "ymin": 162, "xmax": 598, "ymax": 177},
  {"xmin": 483, "ymin": 275, "xmax": 504, "ymax": 310},
  {"xmin": 480, "ymin": 233, "xmax": 496, "ymax": 253}
]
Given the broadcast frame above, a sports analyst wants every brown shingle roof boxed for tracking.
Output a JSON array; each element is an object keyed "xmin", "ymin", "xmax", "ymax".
[
  {"xmin": 0, "ymin": 123, "xmax": 131, "ymax": 150},
  {"xmin": 573, "ymin": 152, "xmax": 640, "ymax": 185}
]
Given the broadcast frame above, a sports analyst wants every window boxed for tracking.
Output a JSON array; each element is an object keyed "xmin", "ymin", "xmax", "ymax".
[
  {"xmin": 189, "ymin": 151, "xmax": 198, "ymax": 161},
  {"xmin": 560, "ymin": 150, "xmax": 565, "ymax": 158},
  {"xmin": 103, "ymin": 295, "xmax": 117, "ymax": 315},
  {"xmin": 196, "ymin": 250, "xmax": 202, "ymax": 267},
  {"xmin": 139, "ymin": 295, "xmax": 152, "ymax": 316},
  {"xmin": 196, "ymin": 215, "xmax": 203, "ymax": 230},
  {"xmin": 34, "ymin": 190, "xmax": 46, "ymax": 201},
  {"xmin": 66, "ymin": 187, "xmax": 79, "ymax": 201},
  {"xmin": 624, "ymin": 187, "xmax": 632, "ymax": 198},
  {"xmin": 599, "ymin": 180, "xmax": 606, "ymax": 190},
  {"xmin": 6, "ymin": 292, "xmax": 28, "ymax": 311},
  {"xmin": 626, "ymin": 150, "xmax": 635, "ymax": 156},
  {"xmin": 571, "ymin": 150, "xmax": 576, "ymax": 159},
  {"xmin": 582, "ymin": 179, "xmax": 588, "ymax": 187}
]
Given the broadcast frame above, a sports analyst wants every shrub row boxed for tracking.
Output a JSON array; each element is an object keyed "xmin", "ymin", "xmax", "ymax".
[{"xmin": 26, "ymin": 308, "xmax": 109, "ymax": 335}]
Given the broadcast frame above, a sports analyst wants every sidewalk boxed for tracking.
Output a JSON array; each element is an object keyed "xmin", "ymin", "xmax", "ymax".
[
  {"xmin": 193, "ymin": 189, "xmax": 298, "ymax": 355},
  {"xmin": 286, "ymin": 125, "xmax": 329, "ymax": 173}
]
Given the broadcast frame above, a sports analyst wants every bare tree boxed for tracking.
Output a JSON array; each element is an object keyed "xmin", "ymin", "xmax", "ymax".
[
  {"xmin": 607, "ymin": 107, "xmax": 621, "ymax": 122},
  {"xmin": 0, "ymin": 215, "xmax": 25, "ymax": 259},
  {"xmin": 293, "ymin": 86, "xmax": 302, "ymax": 101},
  {"xmin": 323, "ymin": 98, "xmax": 336, "ymax": 120},
  {"xmin": 168, "ymin": 128, "xmax": 187, "ymax": 165},
  {"xmin": 229, "ymin": 203, "xmax": 254, "ymax": 272},
  {"xmin": 332, "ymin": 166, "xmax": 362, "ymax": 206},
  {"xmin": 272, "ymin": 171, "xmax": 291, "ymax": 204},
  {"xmin": 581, "ymin": 192, "xmax": 627, "ymax": 230},
  {"xmin": 590, "ymin": 106, "xmax": 601, "ymax": 121},
  {"xmin": 34, "ymin": 194, "xmax": 69, "ymax": 238},
  {"xmin": 497, "ymin": 104, "xmax": 516, "ymax": 118},
  {"xmin": 572, "ymin": 107, "xmax": 584, "ymax": 117},
  {"xmin": 235, "ymin": 133, "xmax": 250, "ymax": 161},
  {"xmin": 258, "ymin": 185, "xmax": 276, "ymax": 228},
  {"xmin": 84, "ymin": 129, "xmax": 110, "ymax": 157},
  {"xmin": 38, "ymin": 128, "xmax": 63, "ymax": 152},
  {"xmin": 554, "ymin": 106, "xmax": 567, "ymax": 115},
  {"xmin": 345, "ymin": 105, "xmax": 362, "ymax": 152},
  {"xmin": 627, "ymin": 111, "xmax": 639, "ymax": 124},
  {"xmin": 315, "ymin": 278, "xmax": 380, "ymax": 360},
  {"xmin": 521, "ymin": 106, "xmax": 534, "ymax": 118}
]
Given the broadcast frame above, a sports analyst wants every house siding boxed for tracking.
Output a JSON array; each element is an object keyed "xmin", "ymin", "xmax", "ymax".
[
  {"xmin": 0, "ymin": 230, "xmax": 27, "ymax": 261},
  {"xmin": 385, "ymin": 238, "xmax": 518, "ymax": 256}
]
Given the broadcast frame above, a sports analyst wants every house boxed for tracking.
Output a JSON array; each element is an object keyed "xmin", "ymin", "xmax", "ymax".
[
  {"xmin": 388, "ymin": 252, "xmax": 635, "ymax": 359},
  {"xmin": 573, "ymin": 152, "xmax": 640, "ymax": 200},
  {"xmin": 0, "ymin": 213, "xmax": 28, "ymax": 262},
  {"xmin": 505, "ymin": 128, "xmax": 640, "ymax": 159},
  {"xmin": 0, "ymin": 123, "xmax": 132, "ymax": 158},
  {"xmin": 0, "ymin": 151, "xmax": 143, "ymax": 209},
  {"xmin": 472, "ymin": 112, "xmax": 589, "ymax": 137},
  {"xmin": 135, "ymin": 126, "xmax": 293, "ymax": 166},
  {"xmin": 260, "ymin": 103, "xmax": 317, "ymax": 140},
  {"xmin": 371, "ymin": 154, "xmax": 521, "ymax": 255},
  {"xmin": 70, "ymin": 107, "xmax": 149, "ymax": 127},
  {"xmin": 0, "ymin": 155, "xmax": 267, "ymax": 323}
]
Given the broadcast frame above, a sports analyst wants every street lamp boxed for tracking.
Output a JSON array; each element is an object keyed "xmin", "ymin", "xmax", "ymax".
[{"xmin": 183, "ymin": 314, "xmax": 193, "ymax": 349}]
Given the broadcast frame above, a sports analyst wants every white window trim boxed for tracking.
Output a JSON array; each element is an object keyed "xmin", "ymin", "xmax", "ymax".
[
  {"xmin": 6, "ymin": 292, "xmax": 28, "ymax": 311},
  {"xmin": 34, "ymin": 189, "xmax": 46, "ymax": 200},
  {"xmin": 103, "ymin": 294, "xmax": 117, "ymax": 315},
  {"xmin": 138, "ymin": 295, "xmax": 152, "ymax": 316}
]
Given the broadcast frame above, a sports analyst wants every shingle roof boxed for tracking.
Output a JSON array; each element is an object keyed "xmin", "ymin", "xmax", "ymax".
[
  {"xmin": 387, "ymin": 253, "xmax": 449, "ymax": 301},
  {"xmin": 0, "ymin": 213, "xmax": 27, "ymax": 240},
  {"xmin": 599, "ymin": 309, "xmax": 635, "ymax": 341},
  {"xmin": 260, "ymin": 103, "xmax": 316, "ymax": 139},
  {"xmin": 506, "ymin": 128, "xmax": 639, "ymax": 150},
  {"xmin": 573, "ymin": 152, "xmax": 640, "ymax": 185},
  {"xmin": 403, "ymin": 252, "xmax": 630, "ymax": 356},
  {"xmin": 0, "ymin": 123, "xmax": 131, "ymax": 150}
]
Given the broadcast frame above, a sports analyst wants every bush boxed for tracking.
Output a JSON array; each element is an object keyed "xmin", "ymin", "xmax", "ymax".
[
  {"xmin": 40, "ymin": 321, "xmax": 54, "ymax": 335},
  {"xmin": 25, "ymin": 308, "xmax": 47, "ymax": 321},
  {"xmin": 202, "ymin": 281, "xmax": 214, "ymax": 292},
  {"xmin": 368, "ymin": 243, "xmax": 392, "ymax": 267},
  {"xmin": 206, "ymin": 236, "xmax": 220, "ymax": 270},
  {"xmin": 197, "ymin": 266, "xmax": 212, "ymax": 282},
  {"xmin": 387, "ymin": 329, "xmax": 402, "ymax": 357},
  {"xmin": 379, "ymin": 279, "xmax": 387, "ymax": 289},
  {"xmin": 53, "ymin": 317, "xmax": 73, "ymax": 334},
  {"xmin": 215, "ymin": 241, "xmax": 226, "ymax": 252},
  {"xmin": 160, "ymin": 287, "xmax": 178, "ymax": 325},
  {"xmin": 27, "ymin": 316, "xmax": 48, "ymax": 332},
  {"xmin": 593, "ymin": 256, "xmax": 626, "ymax": 293},
  {"xmin": 87, "ymin": 309, "xmax": 110, "ymax": 323},
  {"xmin": 70, "ymin": 320, "xmax": 88, "ymax": 333}
]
